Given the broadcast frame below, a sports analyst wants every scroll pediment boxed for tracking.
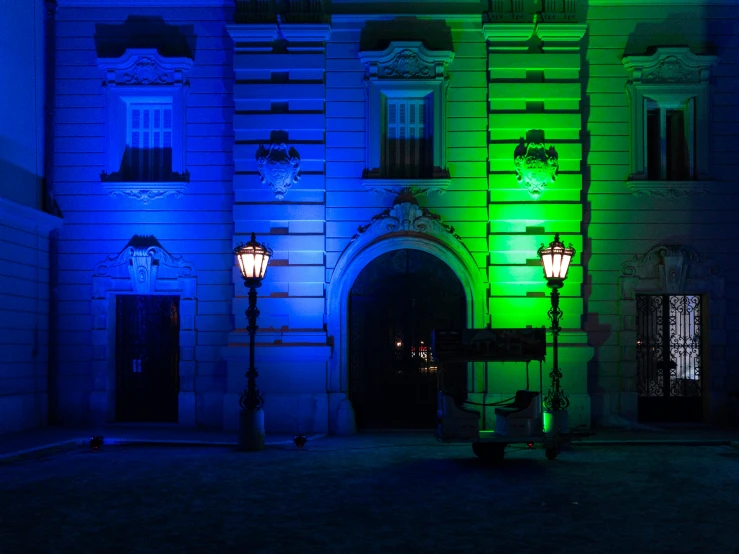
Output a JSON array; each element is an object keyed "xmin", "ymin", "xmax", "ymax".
[
  {"xmin": 620, "ymin": 244, "xmax": 723, "ymax": 299},
  {"xmin": 359, "ymin": 41, "xmax": 454, "ymax": 80},
  {"xmin": 95, "ymin": 235, "xmax": 194, "ymax": 294},
  {"xmin": 97, "ymin": 48, "xmax": 193, "ymax": 86},
  {"xmin": 354, "ymin": 199, "xmax": 460, "ymax": 242},
  {"xmin": 622, "ymin": 47, "xmax": 717, "ymax": 85}
]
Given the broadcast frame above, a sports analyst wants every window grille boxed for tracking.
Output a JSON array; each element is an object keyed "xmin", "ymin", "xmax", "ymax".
[
  {"xmin": 384, "ymin": 97, "xmax": 430, "ymax": 178},
  {"xmin": 127, "ymin": 103, "xmax": 174, "ymax": 181}
]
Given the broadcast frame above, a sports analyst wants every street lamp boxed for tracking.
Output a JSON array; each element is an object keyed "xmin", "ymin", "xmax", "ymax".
[
  {"xmin": 234, "ymin": 232, "xmax": 273, "ymax": 451},
  {"xmin": 537, "ymin": 233, "xmax": 575, "ymax": 420}
]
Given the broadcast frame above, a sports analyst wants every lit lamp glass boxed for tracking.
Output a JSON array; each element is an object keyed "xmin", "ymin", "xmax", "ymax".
[
  {"xmin": 537, "ymin": 233, "xmax": 575, "ymax": 287},
  {"xmin": 235, "ymin": 233, "xmax": 272, "ymax": 284}
]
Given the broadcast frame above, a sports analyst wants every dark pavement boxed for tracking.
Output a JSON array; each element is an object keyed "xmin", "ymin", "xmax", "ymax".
[{"xmin": 0, "ymin": 425, "xmax": 738, "ymax": 553}]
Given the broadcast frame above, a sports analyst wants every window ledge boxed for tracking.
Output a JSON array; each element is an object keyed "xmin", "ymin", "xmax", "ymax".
[
  {"xmin": 361, "ymin": 177, "xmax": 452, "ymax": 197},
  {"xmin": 101, "ymin": 181, "xmax": 188, "ymax": 203},
  {"xmin": 626, "ymin": 180, "xmax": 712, "ymax": 199}
]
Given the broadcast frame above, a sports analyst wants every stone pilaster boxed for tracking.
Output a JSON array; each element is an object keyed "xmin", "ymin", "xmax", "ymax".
[
  {"xmin": 481, "ymin": 20, "xmax": 592, "ymax": 429},
  {"xmin": 224, "ymin": 22, "xmax": 332, "ymax": 434}
]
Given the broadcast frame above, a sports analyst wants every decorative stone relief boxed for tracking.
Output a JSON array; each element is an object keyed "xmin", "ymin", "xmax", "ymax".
[
  {"xmin": 355, "ymin": 197, "xmax": 460, "ymax": 242},
  {"xmin": 643, "ymin": 56, "xmax": 699, "ymax": 84},
  {"xmin": 104, "ymin": 185, "xmax": 187, "ymax": 204},
  {"xmin": 360, "ymin": 42, "xmax": 453, "ymax": 81},
  {"xmin": 620, "ymin": 244, "xmax": 723, "ymax": 300},
  {"xmin": 124, "ymin": 57, "xmax": 168, "ymax": 85},
  {"xmin": 94, "ymin": 236, "xmax": 194, "ymax": 295},
  {"xmin": 362, "ymin": 181, "xmax": 450, "ymax": 197},
  {"xmin": 539, "ymin": 0, "xmax": 577, "ymax": 22},
  {"xmin": 625, "ymin": 181, "xmax": 709, "ymax": 200},
  {"xmin": 383, "ymin": 51, "xmax": 432, "ymax": 78},
  {"xmin": 256, "ymin": 143, "xmax": 301, "ymax": 200},
  {"xmin": 99, "ymin": 48, "xmax": 192, "ymax": 88},
  {"xmin": 514, "ymin": 139, "xmax": 559, "ymax": 199}
]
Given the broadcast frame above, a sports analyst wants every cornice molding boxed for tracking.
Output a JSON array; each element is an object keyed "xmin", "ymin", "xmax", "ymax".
[
  {"xmin": 482, "ymin": 23, "xmax": 534, "ymax": 49},
  {"xmin": 226, "ymin": 23, "xmax": 330, "ymax": 46},
  {"xmin": 101, "ymin": 182, "xmax": 189, "ymax": 203},
  {"xmin": 0, "ymin": 197, "xmax": 63, "ymax": 234},
  {"xmin": 589, "ymin": 0, "xmax": 736, "ymax": 4},
  {"xmin": 626, "ymin": 180, "xmax": 712, "ymax": 199},
  {"xmin": 279, "ymin": 23, "xmax": 331, "ymax": 43},
  {"xmin": 535, "ymin": 23, "xmax": 586, "ymax": 43},
  {"xmin": 58, "ymin": 0, "xmax": 230, "ymax": 6},
  {"xmin": 227, "ymin": 24, "xmax": 280, "ymax": 44},
  {"xmin": 361, "ymin": 179, "xmax": 452, "ymax": 197},
  {"xmin": 331, "ymin": 14, "xmax": 483, "ymax": 23}
]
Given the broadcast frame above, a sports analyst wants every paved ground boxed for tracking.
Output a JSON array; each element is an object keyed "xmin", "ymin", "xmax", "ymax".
[{"xmin": 1, "ymin": 432, "xmax": 738, "ymax": 554}]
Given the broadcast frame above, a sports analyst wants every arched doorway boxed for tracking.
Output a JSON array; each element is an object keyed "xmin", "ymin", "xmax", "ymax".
[{"xmin": 349, "ymin": 249, "xmax": 466, "ymax": 429}]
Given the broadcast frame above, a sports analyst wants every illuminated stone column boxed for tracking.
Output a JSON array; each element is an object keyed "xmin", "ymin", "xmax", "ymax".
[
  {"xmin": 482, "ymin": 18, "xmax": 592, "ymax": 430},
  {"xmin": 224, "ymin": 22, "xmax": 332, "ymax": 434}
]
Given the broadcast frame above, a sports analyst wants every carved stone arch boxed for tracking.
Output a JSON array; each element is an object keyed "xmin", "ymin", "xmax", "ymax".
[
  {"xmin": 617, "ymin": 244, "xmax": 726, "ymax": 424},
  {"xmin": 326, "ymin": 200, "xmax": 487, "ymax": 433},
  {"xmin": 90, "ymin": 236, "xmax": 198, "ymax": 425}
]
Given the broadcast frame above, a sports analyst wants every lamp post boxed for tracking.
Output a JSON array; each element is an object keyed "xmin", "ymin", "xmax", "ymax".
[
  {"xmin": 537, "ymin": 234, "xmax": 575, "ymax": 431},
  {"xmin": 234, "ymin": 232, "xmax": 272, "ymax": 451}
]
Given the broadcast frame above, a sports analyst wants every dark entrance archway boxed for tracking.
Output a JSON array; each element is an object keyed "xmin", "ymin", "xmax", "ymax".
[{"xmin": 349, "ymin": 249, "xmax": 466, "ymax": 429}]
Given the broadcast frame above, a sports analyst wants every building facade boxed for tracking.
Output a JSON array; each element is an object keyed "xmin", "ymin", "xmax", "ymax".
[{"xmin": 2, "ymin": 0, "xmax": 738, "ymax": 435}]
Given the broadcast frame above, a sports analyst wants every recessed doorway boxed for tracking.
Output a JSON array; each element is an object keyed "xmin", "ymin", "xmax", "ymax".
[
  {"xmin": 636, "ymin": 294, "xmax": 703, "ymax": 422},
  {"xmin": 349, "ymin": 249, "xmax": 466, "ymax": 429},
  {"xmin": 115, "ymin": 295, "xmax": 180, "ymax": 422}
]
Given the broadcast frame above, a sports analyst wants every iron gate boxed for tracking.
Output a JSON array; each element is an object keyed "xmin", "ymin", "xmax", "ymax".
[
  {"xmin": 636, "ymin": 295, "xmax": 702, "ymax": 422},
  {"xmin": 349, "ymin": 249, "xmax": 466, "ymax": 429},
  {"xmin": 116, "ymin": 295, "xmax": 180, "ymax": 422}
]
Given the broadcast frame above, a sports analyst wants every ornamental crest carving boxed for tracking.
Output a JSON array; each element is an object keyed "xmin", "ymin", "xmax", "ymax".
[
  {"xmin": 98, "ymin": 49, "xmax": 193, "ymax": 88},
  {"xmin": 620, "ymin": 244, "xmax": 723, "ymax": 300},
  {"xmin": 622, "ymin": 47, "xmax": 717, "ymax": 87},
  {"xmin": 643, "ymin": 56, "xmax": 697, "ymax": 84},
  {"xmin": 104, "ymin": 186, "xmax": 187, "ymax": 204},
  {"xmin": 514, "ymin": 140, "xmax": 559, "ymax": 199},
  {"xmin": 124, "ymin": 57, "xmax": 168, "ymax": 85},
  {"xmin": 383, "ymin": 51, "xmax": 432, "ymax": 78},
  {"xmin": 355, "ymin": 199, "xmax": 460, "ymax": 241},
  {"xmin": 94, "ymin": 236, "xmax": 194, "ymax": 295},
  {"xmin": 359, "ymin": 41, "xmax": 454, "ymax": 81},
  {"xmin": 256, "ymin": 143, "xmax": 301, "ymax": 200}
]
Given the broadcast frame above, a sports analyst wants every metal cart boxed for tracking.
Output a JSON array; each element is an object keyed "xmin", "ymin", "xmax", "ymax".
[{"xmin": 432, "ymin": 328, "xmax": 569, "ymax": 462}]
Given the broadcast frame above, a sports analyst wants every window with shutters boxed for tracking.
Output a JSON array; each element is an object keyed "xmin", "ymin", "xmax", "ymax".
[
  {"xmin": 622, "ymin": 48, "xmax": 717, "ymax": 196},
  {"xmin": 127, "ymin": 102, "xmax": 174, "ymax": 181},
  {"xmin": 359, "ymin": 42, "xmax": 454, "ymax": 193},
  {"xmin": 98, "ymin": 49, "xmax": 192, "ymax": 201},
  {"xmin": 384, "ymin": 97, "xmax": 432, "ymax": 178}
]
